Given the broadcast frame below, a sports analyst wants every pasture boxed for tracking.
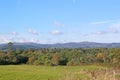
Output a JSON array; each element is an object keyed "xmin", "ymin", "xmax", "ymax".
[{"xmin": 0, "ymin": 65, "xmax": 119, "ymax": 80}]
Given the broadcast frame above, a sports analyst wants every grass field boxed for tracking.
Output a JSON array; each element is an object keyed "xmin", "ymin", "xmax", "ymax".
[{"xmin": 0, "ymin": 65, "xmax": 119, "ymax": 80}]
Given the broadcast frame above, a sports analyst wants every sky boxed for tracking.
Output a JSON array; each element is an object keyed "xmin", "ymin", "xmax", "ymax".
[{"xmin": 0, "ymin": 0, "xmax": 120, "ymax": 44}]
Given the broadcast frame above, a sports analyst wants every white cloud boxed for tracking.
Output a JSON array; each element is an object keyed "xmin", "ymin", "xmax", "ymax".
[
  {"xmin": 51, "ymin": 30, "xmax": 63, "ymax": 35},
  {"xmin": 10, "ymin": 31, "xmax": 19, "ymax": 35},
  {"xmin": 84, "ymin": 30, "xmax": 119, "ymax": 37},
  {"xmin": 101, "ymin": 22, "xmax": 120, "ymax": 34},
  {"xmin": 110, "ymin": 28, "xmax": 119, "ymax": 33},
  {"xmin": 54, "ymin": 21, "xmax": 64, "ymax": 27},
  {"xmin": 109, "ymin": 22, "xmax": 120, "ymax": 33},
  {"xmin": 45, "ymin": 38, "xmax": 67, "ymax": 44},
  {"xmin": 29, "ymin": 38, "xmax": 40, "ymax": 43},
  {"xmin": 28, "ymin": 29, "xmax": 39, "ymax": 35},
  {"xmin": 95, "ymin": 31, "xmax": 107, "ymax": 35},
  {"xmin": 110, "ymin": 22, "xmax": 120, "ymax": 30},
  {"xmin": 60, "ymin": 40, "xmax": 67, "ymax": 43},
  {"xmin": 0, "ymin": 36, "xmax": 12, "ymax": 43},
  {"xmin": 90, "ymin": 20, "xmax": 112, "ymax": 25},
  {"xmin": 15, "ymin": 37, "xmax": 40, "ymax": 43},
  {"xmin": 85, "ymin": 21, "xmax": 120, "ymax": 36},
  {"xmin": 93, "ymin": 29, "xmax": 119, "ymax": 36},
  {"xmin": 17, "ymin": 37, "xmax": 26, "ymax": 43}
]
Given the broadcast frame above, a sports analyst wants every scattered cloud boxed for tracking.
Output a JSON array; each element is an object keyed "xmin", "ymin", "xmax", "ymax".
[
  {"xmin": 29, "ymin": 38, "xmax": 40, "ymax": 43},
  {"xmin": 85, "ymin": 21, "xmax": 120, "ymax": 36},
  {"xmin": 54, "ymin": 21, "xmax": 64, "ymax": 27},
  {"xmin": 84, "ymin": 30, "xmax": 119, "ymax": 37},
  {"xmin": 60, "ymin": 40, "xmax": 67, "ymax": 43},
  {"xmin": 51, "ymin": 30, "xmax": 63, "ymax": 35},
  {"xmin": 0, "ymin": 36, "xmax": 12, "ymax": 43},
  {"xmin": 90, "ymin": 20, "xmax": 112, "ymax": 25},
  {"xmin": 93, "ymin": 29, "xmax": 119, "ymax": 36},
  {"xmin": 95, "ymin": 31, "xmax": 107, "ymax": 35},
  {"xmin": 9, "ymin": 31, "xmax": 19, "ymax": 35},
  {"xmin": 28, "ymin": 29, "xmax": 39, "ymax": 35},
  {"xmin": 0, "ymin": 36, "xmax": 40, "ymax": 43},
  {"xmin": 109, "ymin": 22, "xmax": 120, "ymax": 33},
  {"xmin": 15, "ymin": 37, "xmax": 26, "ymax": 43},
  {"xmin": 110, "ymin": 28, "xmax": 119, "ymax": 34},
  {"xmin": 110, "ymin": 22, "xmax": 120, "ymax": 29},
  {"xmin": 1, "ymin": 21, "xmax": 120, "ymax": 44},
  {"xmin": 45, "ymin": 38, "xmax": 67, "ymax": 44}
]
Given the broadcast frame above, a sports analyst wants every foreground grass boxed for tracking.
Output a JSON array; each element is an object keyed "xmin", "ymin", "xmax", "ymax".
[{"xmin": 0, "ymin": 65, "xmax": 119, "ymax": 80}]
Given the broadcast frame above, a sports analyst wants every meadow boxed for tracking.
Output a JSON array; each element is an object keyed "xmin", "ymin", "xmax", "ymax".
[{"xmin": 0, "ymin": 65, "xmax": 120, "ymax": 80}]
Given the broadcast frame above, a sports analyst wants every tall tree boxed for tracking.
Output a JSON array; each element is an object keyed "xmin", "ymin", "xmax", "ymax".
[{"xmin": 7, "ymin": 42, "xmax": 13, "ymax": 54}]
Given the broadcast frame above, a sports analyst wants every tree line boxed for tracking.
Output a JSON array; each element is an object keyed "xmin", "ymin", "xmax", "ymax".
[{"xmin": 0, "ymin": 42, "xmax": 120, "ymax": 66}]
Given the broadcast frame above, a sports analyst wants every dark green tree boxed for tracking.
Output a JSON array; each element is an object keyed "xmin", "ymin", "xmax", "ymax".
[{"xmin": 7, "ymin": 42, "xmax": 13, "ymax": 54}]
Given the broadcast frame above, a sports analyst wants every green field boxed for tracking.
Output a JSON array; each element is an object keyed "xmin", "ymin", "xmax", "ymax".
[{"xmin": 0, "ymin": 65, "xmax": 119, "ymax": 80}]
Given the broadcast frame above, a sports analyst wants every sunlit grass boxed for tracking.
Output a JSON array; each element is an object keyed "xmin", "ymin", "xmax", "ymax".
[{"xmin": 0, "ymin": 65, "xmax": 119, "ymax": 80}]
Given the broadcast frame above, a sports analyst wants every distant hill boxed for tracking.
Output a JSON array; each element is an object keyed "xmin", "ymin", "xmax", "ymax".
[{"xmin": 0, "ymin": 42, "xmax": 120, "ymax": 50}]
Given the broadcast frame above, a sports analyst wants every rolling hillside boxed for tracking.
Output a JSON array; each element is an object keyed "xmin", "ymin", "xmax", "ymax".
[{"xmin": 0, "ymin": 42, "xmax": 120, "ymax": 50}]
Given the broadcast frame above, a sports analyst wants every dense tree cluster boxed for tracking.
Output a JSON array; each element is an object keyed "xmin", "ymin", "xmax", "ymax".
[{"xmin": 0, "ymin": 42, "xmax": 120, "ymax": 66}]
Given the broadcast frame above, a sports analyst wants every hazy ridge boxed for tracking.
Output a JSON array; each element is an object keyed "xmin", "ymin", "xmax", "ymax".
[{"xmin": 0, "ymin": 42, "xmax": 120, "ymax": 50}]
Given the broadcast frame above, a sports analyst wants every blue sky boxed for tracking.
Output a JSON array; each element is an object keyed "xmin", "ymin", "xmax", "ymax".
[{"xmin": 0, "ymin": 0, "xmax": 120, "ymax": 44}]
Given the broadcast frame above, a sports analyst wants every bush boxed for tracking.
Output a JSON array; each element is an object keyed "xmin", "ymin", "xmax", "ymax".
[{"xmin": 45, "ymin": 60, "xmax": 53, "ymax": 66}]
